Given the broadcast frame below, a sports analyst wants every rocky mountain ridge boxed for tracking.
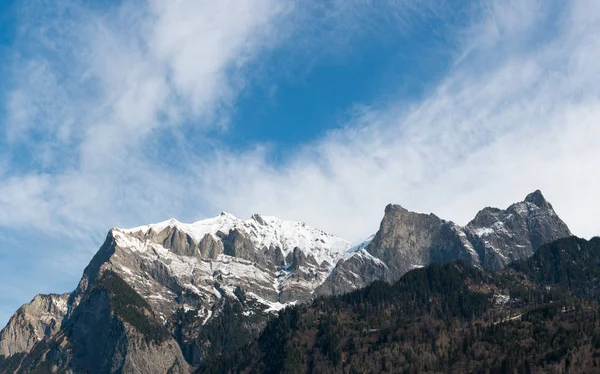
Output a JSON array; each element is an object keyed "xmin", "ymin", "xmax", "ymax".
[
  {"xmin": 317, "ymin": 190, "xmax": 571, "ymax": 295},
  {"xmin": 0, "ymin": 294, "xmax": 69, "ymax": 358},
  {"xmin": 0, "ymin": 190, "xmax": 572, "ymax": 373}
]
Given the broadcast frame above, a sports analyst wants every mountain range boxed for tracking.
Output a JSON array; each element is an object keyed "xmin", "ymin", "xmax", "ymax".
[{"xmin": 0, "ymin": 190, "xmax": 575, "ymax": 373}]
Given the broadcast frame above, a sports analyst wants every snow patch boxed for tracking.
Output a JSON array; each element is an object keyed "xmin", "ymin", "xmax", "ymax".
[
  {"xmin": 474, "ymin": 227, "xmax": 495, "ymax": 237},
  {"xmin": 52, "ymin": 297, "xmax": 68, "ymax": 313},
  {"xmin": 246, "ymin": 292, "xmax": 295, "ymax": 313},
  {"xmin": 494, "ymin": 294, "xmax": 511, "ymax": 305},
  {"xmin": 202, "ymin": 309, "xmax": 213, "ymax": 325}
]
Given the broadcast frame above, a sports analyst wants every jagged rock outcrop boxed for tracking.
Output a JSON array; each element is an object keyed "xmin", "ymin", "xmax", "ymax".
[
  {"xmin": 156, "ymin": 226, "xmax": 197, "ymax": 257},
  {"xmin": 366, "ymin": 205, "xmax": 477, "ymax": 281},
  {"xmin": 465, "ymin": 190, "xmax": 571, "ymax": 269},
  {"xmin": 221, "ymin": 228, "xmax": 271, "ymax": 267},
  {"xmin": 0, "ymin": 294, "xmax": 69, "ymax": 357},
  {"xmin": 13, "ymin": 271, "xmax": 189, "ymax": 373},
  {"xmin": 315, "ymin": 248, "xmax": 389, "ymax": 296},
  {"xmin": 363, "ymin": 190, "xmax": 571, "ymax": 284},
  {"xmin": 0, "ymin": 213, "xmax": 352, "ymax": 373},
  {"xmin": 197, "ymin": 234, "xmax": 223, "ymax": 259}
]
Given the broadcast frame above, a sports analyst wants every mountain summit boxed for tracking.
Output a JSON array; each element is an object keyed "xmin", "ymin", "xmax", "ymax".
[
  {"xmin": 318, "ymin": 190, "xmax": 571, "ymax": 295},
  {"xmin": 0, "ymin": 191, "xmax": 572, "ymax": 372}
]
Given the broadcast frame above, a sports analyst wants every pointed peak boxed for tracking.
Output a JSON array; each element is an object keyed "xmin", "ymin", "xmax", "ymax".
[
  {"xmin": 154, "ymin": 217, "xmax": 181, "ymax": 231},
  {"xmin": 219, "ymin": 211, "xmax": 237, "ymax": 220},
  {"xmin": 384, "ymin": 204, "xmax": 408, "ymax": 214},
  {"xmin": 383, "ymin": 204, "xmax": 439, "ymax": 220},
  {"xmin": 250, "ymin": 214, "xmax": 287, "ymax": 226},
  {"xmin": 524, "ymin": 189, "xmax": 548, "ymax": 208},
  {"xmin": 251, "ymin": 213, "xmax": 266, "ymax": 225}
]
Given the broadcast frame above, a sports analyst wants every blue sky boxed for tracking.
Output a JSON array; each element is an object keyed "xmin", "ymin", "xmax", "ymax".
[{"xmin": 1, "ymin": 0, "xmax": 600, "ymax": 326}]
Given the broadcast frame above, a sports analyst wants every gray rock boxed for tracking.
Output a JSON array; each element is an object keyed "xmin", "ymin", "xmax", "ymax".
[
  {"xmin": 465, "ymin": 190, "xmax": 571, "ymax": 270},
  {"xmin": 366, "ymin": 205, "xmax": 473, "ymax": 281},
  {"xmin": 222, "ymin": 228, "xmax": 273, "ymax": 269},
  {"xmin": 158, "ymin": 227, "xmax": 197, "ymax": 257},
  {"xmin": 13, "ymin": 271, "xmax": 190, "ymax": 373},
  {"xmin": 0, "ymin": 293, "xmax": 69, "ymax": 357},
  {"xmin": 289, "ymin": 247, "xmax": 319, "ymax": 271},
  {"xmin": 315, "ymin": 251, "xmax": 389, "ymax": 296},
  {"xmin": 197, "ymin": 234, "xmax": 223, "ymax": 259},
  {"xmin": 362, "ymin": 190, "xmax": 572, "ymax": 285}
]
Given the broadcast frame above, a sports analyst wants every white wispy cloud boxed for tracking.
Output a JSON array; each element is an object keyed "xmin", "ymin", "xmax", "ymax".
[
  {"xmin": 193, "ymin": 0, "xmax": 600, "ymax": 240},
  {"xmin": 1, "ymin": 0, "xmax": 293, "ymax": 233},
  {"xmin": 1, "ymin": 0, "xmax": 438, "ymax": 237}
]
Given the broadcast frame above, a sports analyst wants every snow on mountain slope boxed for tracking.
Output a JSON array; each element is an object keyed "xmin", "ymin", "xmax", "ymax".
[
  {"xmin": 122, "ymin": 212, "xmax": 350, "ymax": 267},
  {"xmin": 124, "ymin": 213, "xmax": 238, "ymax": 243},
  {"xmin": 89, "ymin": 212, "xmax": 357, "ymax": 325}
]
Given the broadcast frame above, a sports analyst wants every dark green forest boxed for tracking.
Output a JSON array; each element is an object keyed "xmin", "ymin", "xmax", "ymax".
[{"xmin": 200, "ymin": 236, "xmax": 600, "ymax": 373}]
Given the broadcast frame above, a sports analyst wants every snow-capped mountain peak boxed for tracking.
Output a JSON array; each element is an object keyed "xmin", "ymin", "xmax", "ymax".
[
  {"xmin": 99, "ymin": 212, "xmax": 356, "ymax": 327},
  {"xmin": 121, "ymin": 212, "xmax": 238, "ymax": 242},
  {"xmin": 120, "ymin": 213, "xmax": 350, "ymax": 262}
]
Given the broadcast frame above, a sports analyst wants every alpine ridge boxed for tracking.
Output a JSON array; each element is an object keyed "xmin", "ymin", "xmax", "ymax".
[
  {"xmin": 318, "ymin": 189, "xmax": 571, "ymax": 295},
  {"xmin": 0, "ymin": 190, "xmax": 573, "ymax": 373}
]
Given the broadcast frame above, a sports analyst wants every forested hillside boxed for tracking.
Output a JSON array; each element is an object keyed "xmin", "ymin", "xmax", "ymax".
[{"xmin": 201, "ymin": 236, "xmax": 600, "ymax": 374}]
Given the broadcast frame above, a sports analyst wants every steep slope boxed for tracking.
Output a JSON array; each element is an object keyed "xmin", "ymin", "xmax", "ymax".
[
  {"xmin": 508, "ymin": 236, "xmax": 600, "ymax": 299},
  {"xmin": 115, "ymin": 212, "xmax": 351, "ymax": 306},
  {"xmin": 117, "ymin": 214, "xmax": 350, "ymax": 365},
  {"xmin": 11, "ymin": 270, "xmax": 189, "ymax": 373},
  {"xmin": 365, "ymin": 204, "xmax": 478, "ymax": 281},
  {"xmin": 313, "ymin": 236, "xmax": 389, "ymax": 296},
  {"xmin": 203, "ymin": 236, "xmax": 600, "ymax": 374},
  {"xmin": 465, "ymin": 190, "xmax": 572, "ymax": 269},
  {"xmin": 315, "ymin": 190, "xmax": 570, "ymax": 296},
  {"xmin": 0, "ymin": 294, "xmax": 68, "ymax": 357}
]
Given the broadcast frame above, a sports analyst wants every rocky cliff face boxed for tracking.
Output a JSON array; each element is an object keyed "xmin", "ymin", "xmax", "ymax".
[
  {"xmin": 318, "ymin": 190, "xmax": 571, "ymax": 295},
  {"xmin": 0, "ymin": 294, "xmax": 69, "ymax": 357},
  {"xmin": 314, "ymin": 246, "xmax": 389, "ymax": 296},
  {"xmin": 13, "ymin": 271, "xmax": 189, "ymax": 373},
  {"xmin": 365, "ymin": 190, "xmax": 571, "ymax": 281},
  {"xmin": 366, "ymin": 205, "xmax": 478, "ymax": 281},
  {"xmin": 0, "ymin": 190, "xmax": 572, "ymax": 373},
  {"xmin": 465, "ymin": 190, "xmax": 571, "ymax": 269}
]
